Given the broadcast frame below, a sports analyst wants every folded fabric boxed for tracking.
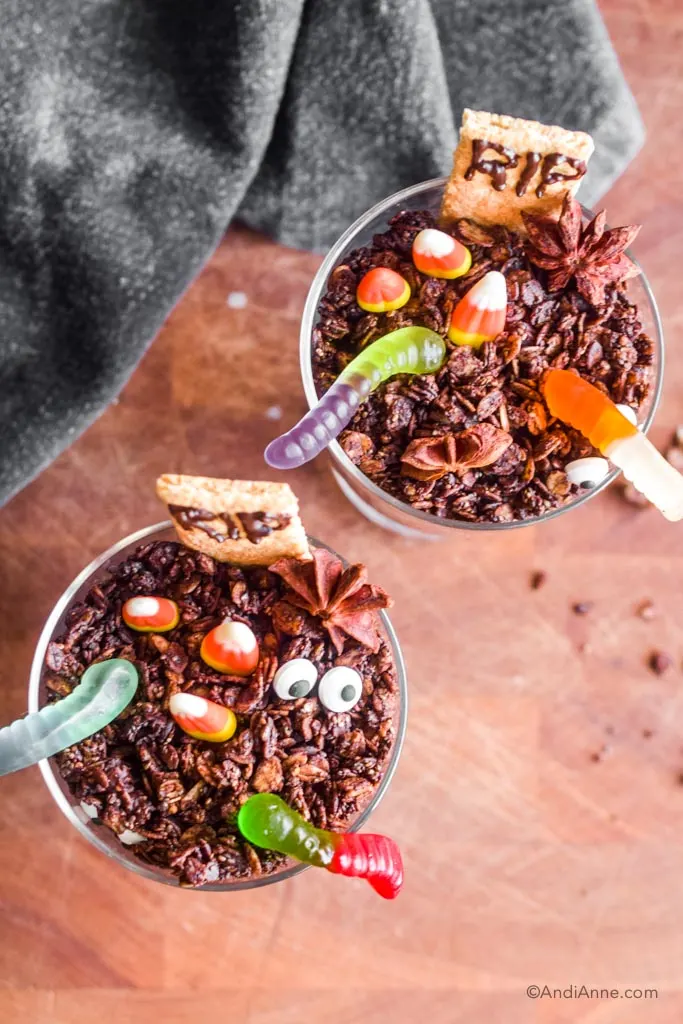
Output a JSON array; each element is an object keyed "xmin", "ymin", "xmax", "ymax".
[{"xmin": 0, "ymin": 0, "xmax": 643, "ymax": 506}]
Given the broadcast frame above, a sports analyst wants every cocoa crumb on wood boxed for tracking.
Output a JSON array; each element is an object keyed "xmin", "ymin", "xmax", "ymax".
[
  {"xmin": 649, "ymin": 650, "xmax": 673, "ymax": 676},
  {"xmin": 636, "ymin": 599, "xmax": 656, "ymax": 621}
]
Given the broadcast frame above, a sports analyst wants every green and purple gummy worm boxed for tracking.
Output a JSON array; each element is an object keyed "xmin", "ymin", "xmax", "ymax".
[{"xmin": 264, "ymin": 326, "xmax": 445, "ymax": 470}]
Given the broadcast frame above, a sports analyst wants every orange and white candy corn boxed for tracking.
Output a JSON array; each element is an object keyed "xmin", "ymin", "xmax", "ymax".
[
  {"xmin": 412, "ymin": 228, "xmax": 471, "ymax": 279},
  {"xmin": 448, "ymin": 270, "xmax": 507, "ymax": 348},
  {"xmin": 122, "ymin": 596, "xmax": 179, "ymax": 633},
  {"xmin": 543, "ymin": 369, "xmax": 683, "ymax": 522},
  {"xmin": 356, "ymin": 267, "xmax": 410, "ymax": 313},
  {"xmin": 200, "ymin": 619, "xmax": 259, "ymax": 676},
  {"xmin": 169, "ymin": 692, "xmax": 237, "ymax": 742}
]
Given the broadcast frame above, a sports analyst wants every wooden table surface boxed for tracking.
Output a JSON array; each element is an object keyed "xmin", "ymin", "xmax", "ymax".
[{"xmin": 2, "ymin": 2, "xmax": 683, "ymax": 1021}]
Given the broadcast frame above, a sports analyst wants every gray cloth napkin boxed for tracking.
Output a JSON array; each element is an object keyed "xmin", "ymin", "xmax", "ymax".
[{"xmin": 0, "ymin": 0, "xmax": 643, "ymax": 506}]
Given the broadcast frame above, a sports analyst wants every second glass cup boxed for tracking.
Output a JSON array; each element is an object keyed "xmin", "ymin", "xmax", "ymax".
[
  {"xmin": 28, "ymin": 522, "xmax": 407, "ymax": 891},
  {"xmin": 299, "ymin": 178, "xmax": 664, "ymax": 538}
]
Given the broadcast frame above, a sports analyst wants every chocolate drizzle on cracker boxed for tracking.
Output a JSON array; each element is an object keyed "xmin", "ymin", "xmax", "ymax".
[
  {"xmin": 441, "ymin": 109, "xmax": 594, "ymax": 231},
  {"xmin": 168, "ymin": 504, "xmax": 291, "ymax": 546},
  {"xmin": 157, "ymin": 475, "xmax": 310, "ymax": 565}
]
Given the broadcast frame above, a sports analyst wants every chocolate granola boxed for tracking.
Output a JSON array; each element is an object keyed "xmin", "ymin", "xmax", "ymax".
[
  {"xmin": 43, "ymin": 540, "xmax": 398, "ymax": 887},
  {"xmin": 311, "ymin": 209, "xmax": 654, "ymax": 523}
]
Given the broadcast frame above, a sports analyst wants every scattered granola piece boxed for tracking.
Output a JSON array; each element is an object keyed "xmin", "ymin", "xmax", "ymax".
[
  {"xmin": 530, "ymin": 570, "xmax": 547, "ymax": 591},
  {"xmin": 636, "ymin": 599, "xmax": 656, "ymax": 621},
  {"xmin": 572, "ymin": 601, "xmax": 593, "ymax": 615},
  {"xmin": 649, "ymin": 651, "xmax": 673, "ymax": 676},
  {"xmin": 339, "ymin": 430, "xmax": 374, "ymax": 462}
]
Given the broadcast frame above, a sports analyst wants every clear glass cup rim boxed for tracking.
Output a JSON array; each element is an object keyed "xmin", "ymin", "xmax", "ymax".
[
  {"xmin": 27, "ymin": 521, "xmax": 408, "ymax": 892},
  {"xmin": 299, "ymin": 176, "xmax": 665, "ymax": 532}
]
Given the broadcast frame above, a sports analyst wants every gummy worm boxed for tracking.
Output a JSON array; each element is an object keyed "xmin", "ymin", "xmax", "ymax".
[
  {"xmin": 543, "ymin": 369, "xmax": 683, "ymax": 521},
  {"xmin": 264, "ymin": 326, "xmax": 446, "ymax": 470},
  {"xmin": 327, "ymin": 831, "xmax": 404, "ymax": 900},
  {"xmin": 237, "ymin": 793, "xmax": 404, "ymax": 899},
  {"xmin": 0, "ymin": 659, "xmax": 138, "ymax": 777}
]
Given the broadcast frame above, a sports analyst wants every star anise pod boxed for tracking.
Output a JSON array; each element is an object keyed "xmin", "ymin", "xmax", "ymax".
[
  {"xmin": 269, "ymin": 549, "xmax": 392, "ymax": 654},
  {"xmin": 401, "ymin": 424, "xmax": 513, "ymax": 482},
  {"xmin": 522, "ymin": 193, "xmax": 641, "ymax": 307}
]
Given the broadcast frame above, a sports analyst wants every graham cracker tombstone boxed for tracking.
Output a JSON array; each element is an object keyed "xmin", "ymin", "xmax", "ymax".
[{"xmin": 441, "ymin": 109, "xmax": 595, "ymax": 231}]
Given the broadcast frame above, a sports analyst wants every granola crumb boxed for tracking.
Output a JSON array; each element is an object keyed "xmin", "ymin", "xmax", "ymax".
[
  {"xmin": 636, "ymin": 599, "xmax": 656, "ymax": 621},
  {"xmin": 572, "ymin": 601, "xmax": 593, "ymax": 615},
  {"xmin": 530, "ymin": 570, "xmax": 547, "ymax": 591},
  {"xmin": 649, "ymin": 650, "xmax": 673, "ymax": 676},
  {"xmin": 590, "ymin": 744, "xmax": 611, "ymax": 763},
  {"xmin": 642, "ymin": 728, "xmax": 654, "ymax": 739}
]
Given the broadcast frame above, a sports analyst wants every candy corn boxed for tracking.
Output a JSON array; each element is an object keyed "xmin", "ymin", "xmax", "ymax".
[
  {"xmin": 447, "ymin": 271, "xmax": 507, "ymax": 347},
  {"xmin": 200, "ymin": 619, "xmax": 259, "ymax": 675},
  {"xmin": 543, "ymin": 369, "xmax": 683, "ymax": 521},
  {"xmin": 122, "ymin": 596, "xmax": 179, "ymax": 633},
  {"xmin": 412, "ymin": 228, "xmax": 471, "ymax": 279},
  {"xmin": 169, "ymin": 692, "xmax": 237, "ymax": 742},
  {"xmin": 356, "ymin": 267, "xmax": 410, "ymax": 313}
]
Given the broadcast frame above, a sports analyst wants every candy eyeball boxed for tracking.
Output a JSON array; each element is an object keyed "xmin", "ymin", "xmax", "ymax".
[
  {"xmin": 318, "ymin": 666, "xmax": 363, "ymax": 713},
  {"xmin": 273, "ymin": 658, "xmax": 318, "ymax": 701},
  {"xmin": 565, "ymin": 456, "xmax": 610, "ymax": 488}
]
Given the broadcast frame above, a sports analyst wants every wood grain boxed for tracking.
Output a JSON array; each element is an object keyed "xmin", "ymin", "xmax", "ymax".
[{"xmin": 2, "ymin": 2, "xmax": 683, "ymax": 1020}]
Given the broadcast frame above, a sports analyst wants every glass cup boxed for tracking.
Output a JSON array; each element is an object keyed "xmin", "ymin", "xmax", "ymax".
[
  {"xmin": 299, "ymin": 177, "xmax": 664, "ymax": 538},
  {"xmin": 28, "ymin": 522, "xmax": 407, "ymax": 891}
]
